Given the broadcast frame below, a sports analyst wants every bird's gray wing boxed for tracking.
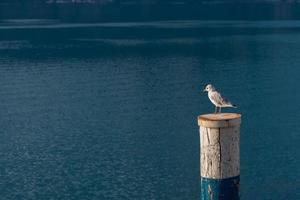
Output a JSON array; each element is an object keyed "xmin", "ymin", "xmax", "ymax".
[
  {"xmin": 221, "ymin": 96, "xmax": 231, "ymax": 104},
  {"xmin": 210, "ymin": 91, "xmax": 225, "ymax": 105},
  {"xmin": 213, "ymin": 91, "xmax": 233, "ymax": 106}
]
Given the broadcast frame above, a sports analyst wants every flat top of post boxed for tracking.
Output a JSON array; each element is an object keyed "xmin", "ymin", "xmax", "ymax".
[
  {"xmin": 198, "ymin": 113, "xmax": 241, "ymax": 128},
  {"xmin": 199, "ymin": 113, "xmax": 241, "ymax": 121}
]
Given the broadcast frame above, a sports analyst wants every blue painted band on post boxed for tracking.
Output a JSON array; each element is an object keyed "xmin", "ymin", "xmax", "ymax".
[{"xmin": 200, "ymin": 176, "xmax": 240, "ymax": 200}]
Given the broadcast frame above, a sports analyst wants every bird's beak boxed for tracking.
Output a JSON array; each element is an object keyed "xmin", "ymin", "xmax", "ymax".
[{"xmin": 203, "ymin": 89, "xmax": 206, "ymax": 92}]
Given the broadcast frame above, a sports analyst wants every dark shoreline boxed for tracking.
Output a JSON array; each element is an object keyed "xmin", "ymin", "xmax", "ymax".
[{"xmin": 1, "ymin": 3, "xmax": 300, "ymax": 22}]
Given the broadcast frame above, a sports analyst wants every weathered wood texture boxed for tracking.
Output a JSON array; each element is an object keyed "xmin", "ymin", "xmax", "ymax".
[
  {"xmin": 200, "ymin": 126, "xmax": 240, "ymax": 179},
  {"xmin": 198, "ymin": 113, "xmax": 241, "ymax": 179}
]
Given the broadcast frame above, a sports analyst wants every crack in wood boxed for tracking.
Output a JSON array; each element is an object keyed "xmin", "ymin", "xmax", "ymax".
[
  {"xmin": 218, "ymin": 128, "xmax": 222, "ymax": 178},
  {"xmin": 206, "ymin": 127, "xmax": 210, "ymax": 145},
  {"xmin": 208, "ymin": 184, "xmax": 213, "ymax": 200}
]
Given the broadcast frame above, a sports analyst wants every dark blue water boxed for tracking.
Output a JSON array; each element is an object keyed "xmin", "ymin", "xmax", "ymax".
[{"xmin": 0, "ymin": 20, "xmax": 299, "ymax": 199}]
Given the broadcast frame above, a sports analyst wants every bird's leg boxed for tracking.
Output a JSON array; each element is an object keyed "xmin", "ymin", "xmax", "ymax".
[
  {"xmin": 214, "ymin": 106, "xmax": 217, "ymax": 114},
  {"xmin": 219, "ymin": 107, "xmax": 222, "ymax": 113}
]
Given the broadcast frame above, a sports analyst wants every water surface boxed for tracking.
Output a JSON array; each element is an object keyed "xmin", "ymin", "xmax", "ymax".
[{"xmin": 0, "ymin": 20, "xmax": 299, "ymax": 200}]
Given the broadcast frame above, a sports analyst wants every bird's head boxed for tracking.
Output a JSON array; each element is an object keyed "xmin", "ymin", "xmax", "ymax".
[{"xmin": 203, "ymin": 84, "xmax": 215, "ymax": 92}]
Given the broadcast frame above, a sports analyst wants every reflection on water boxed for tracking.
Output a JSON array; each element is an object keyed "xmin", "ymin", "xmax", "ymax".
[
  {"xmin": 2, "ymin": 19, "xmax": 300, "ymax": 29},
  {"xmin": 0, "ymin": 20, "xmax": 299, "ymax": 200}
]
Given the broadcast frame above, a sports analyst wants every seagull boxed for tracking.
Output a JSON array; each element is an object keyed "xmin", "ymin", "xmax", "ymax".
[{"xmin": 203, "ymin": 84, "xmax": 237, "ymax": 113}]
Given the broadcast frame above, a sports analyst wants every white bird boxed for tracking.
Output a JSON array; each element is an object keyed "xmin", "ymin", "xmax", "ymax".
[{"xmin": 203, "ymin": 84, "xmax": 237, "ymax": 113}]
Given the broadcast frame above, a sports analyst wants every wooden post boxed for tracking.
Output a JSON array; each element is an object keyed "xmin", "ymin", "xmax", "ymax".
[{"xmin": 198, "ymin": 113, "xmax": 241, "ymax": 200}]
